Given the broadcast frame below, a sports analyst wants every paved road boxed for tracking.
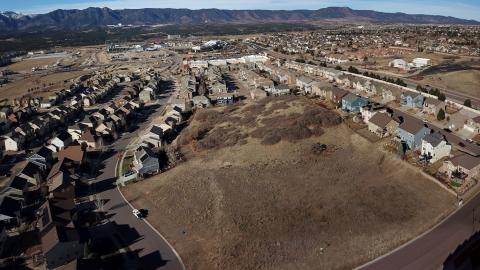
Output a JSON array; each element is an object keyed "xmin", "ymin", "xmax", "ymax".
[
  {"xmin": 360, "ymin": 190, "xmax": 480, "ymax": 270},
  {"xmin": 90, "ymin": 90, "xmax": 184, "ymax": 270}
]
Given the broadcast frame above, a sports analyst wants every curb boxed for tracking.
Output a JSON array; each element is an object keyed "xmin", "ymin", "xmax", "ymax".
[
  {"xmin": 113, "ymin": 104, "xmax": 186, "ymax": 270},
  {"xmin": 356, "ymin": 187, "xmax": 480, "ymax": 269},
  {"xmin": 116, "ymin": 185, "xmax": 187, "ymax": 270}
]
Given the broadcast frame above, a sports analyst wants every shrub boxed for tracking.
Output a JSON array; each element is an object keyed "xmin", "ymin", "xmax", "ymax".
[{"xmin": 464, "ymin": 99, "xmax": 472, "ymax": 108}]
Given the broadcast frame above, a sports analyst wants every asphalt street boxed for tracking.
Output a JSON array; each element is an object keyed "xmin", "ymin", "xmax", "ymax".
[
  {"xmin": 360, "ymin": 190, "xmax": 480, "ymax": 270},
  {"xmin": 90, "ymin": 90, "xmax": 184, "ymax": 270}
]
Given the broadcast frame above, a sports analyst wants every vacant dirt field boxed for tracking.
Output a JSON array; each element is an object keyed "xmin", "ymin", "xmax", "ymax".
[{"xmin": 122, "ymin": 97, "xmax": 455, "ymax": 270}]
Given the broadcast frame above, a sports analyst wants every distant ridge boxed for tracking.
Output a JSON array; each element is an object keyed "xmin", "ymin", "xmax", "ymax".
[{"xmin": 0, "ymin": 7, "xmax": 478, "ymax": 31}]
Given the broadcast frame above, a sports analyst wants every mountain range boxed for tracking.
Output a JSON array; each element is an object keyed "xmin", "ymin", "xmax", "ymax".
[{"xmin": 0, "ymin": 7, "xmax": 478, "ymax": 31}]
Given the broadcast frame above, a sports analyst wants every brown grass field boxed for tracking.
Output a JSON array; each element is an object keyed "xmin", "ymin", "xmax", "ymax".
[
  {"xmin": 2, "ymin": 57, "xmax": 63, "ymax": 73},
  {"xmin": 419, "ymin": 69, "xmax": 480, "ymax": 98},
  {"xmin": 122, "ymin": 97, "xmax": 455, "ymax": 270},
  {"xmin": 0, "ymin": 70, "xmax": 89, "ymax": 100}
]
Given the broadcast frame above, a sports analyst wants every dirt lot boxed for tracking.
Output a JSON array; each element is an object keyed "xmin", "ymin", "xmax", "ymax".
[{"xmin": 122, "ymin": 97, "xmax": 456, "ymax": 270}]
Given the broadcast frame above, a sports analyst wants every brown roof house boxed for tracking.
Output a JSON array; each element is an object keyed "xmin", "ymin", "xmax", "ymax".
[
  {"xmin": 58, "ymin": 145, "xmax": 85, "ymax": 166},
  {"xmin": 77, "ymin": 129, "xmax": 103, "ymax": 150},
  {"xmin": 37, "ymin": 199, "xmax": 83, "ymax": 269},
  {"xmin": 441, "ymin": 154, "xmax": 480, "ymax": 183},
  {"xmin": 46, "ymin": 159, "xmax": 75, "ymax": 194},
  {"xmin": 367, "ymin": 112, "xmax": 399, "ymax": 138}
]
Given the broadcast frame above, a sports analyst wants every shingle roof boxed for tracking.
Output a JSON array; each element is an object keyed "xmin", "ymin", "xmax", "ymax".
[
  {"xmin": 58, "ymin": 145, "xmax": 84, "ymax": 163},
  {"xmin": 424, "ymin": 97, "xmax": 444, "ymax": 107},
  {"xmin": 423, "ymin": 132, "xmax": 446, "ymax": 147},
  {"xmin": 150, "ymin": 125, "xmax": 163, "ymax": 136},
  {"xmin": 450, "ymin": 154, "xmax": 480, "ymax": 170},
  {"xmin": 399, "ymin": 120, "xmax": 428, "ymax": 135},
  {"xmin": 343, "ymin": 93, "xmax": 361, "ymax": 103},
  {"xmin": 369, "ymin": 113, "xmax": 394, "ymax": 129},
  {"xmin": 331, "ymin": 87, "xmax": 348, "ymax": 98}
]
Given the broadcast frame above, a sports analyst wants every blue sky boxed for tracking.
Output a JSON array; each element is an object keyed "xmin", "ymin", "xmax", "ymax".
[{"xmin": 2, "ymin": 0, "xmax": 480, "ymax": 21}]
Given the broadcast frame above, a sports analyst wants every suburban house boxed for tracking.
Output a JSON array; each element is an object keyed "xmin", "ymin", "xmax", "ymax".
[
  {"xmin": 192, "ymin": 95, "xmax": 212, "ymax": 108},
  {"xmin": 0, "ymin": 136, "xmax": 18, "ymax": 152},
  {"xmin": 341, "ymin": 93, "xmax": 369, "ymax": 113},
  {"xmin": 360, "ymin": 103, "xmax": 385, "ymax": 123},
  {"xmin": 58, "ymin": 145, "xmax": 85, "ymax": 166},
  {"xmin": 133, "ymin": 147, "xmax": 160, "ymax": 177},
  {"xmin": 0, "ymin": 107, "xmax": 13, "ymax": 119},
  {"xmin": 0, "ymin": 196, "xmax": 22, "ymax": 226},
  {"xmin": 397, "ymin": 120, "xmax": 431, "ymax": 150},
  {"xmin": 400, "ymin": 92, "xmax": 425, "ymax": 109},
  {"xmin": 142, "ymin": 125, "xmax": 165, "ymax": 148},
  {"xmin": 309, "ymin": 81, "xmax": 323, "ymax": 96},
  {"xmin": 296, "ymin": 76, "xmax": 314, "ymax": 92},
  {"xmin": 381, "ymin": 88, "xmax": 396, "ymax": 102},
  {"xmin": 68, "ymin": 124, "xmax": 83, "ymax": 141},
  {"xmin": 423, "ymin": 97, "xmax": 445, "ymax": 116},
  {"xmin": 26, "ymin": 146, "xmax": 54, "ymax": 170},
  {"xmin": 367, "ymin": 113, "xmax": 399, "ymax": 138},
  {"xmin": 421, "ymin": 132, "xmax": 452, "ymax": 163},
  {"xmin": 464, "ymin": 116, "xmax": 480, "ymax": 134},
  {"xmin": 18, "ymin": 162, "xmax": 45, "ymax": 186},
  {"xmin": 210, "ymin": 92, "xmax": 235, "ymax": 106},
  {"xmin": 265, "ymin": 84, "xmax": 291, "ymax": 96},
  {"xmin": 441, "ymin": 154, "xmax": 480, "ymax": 181},
  {"xmin": 0, "ymin": 119, "xmax": 12, "ymax": 133},
  {"xmin": 51, "ymin": 131, "xmax": 73, "ymax": 151},
  {"xmin": 78, "ymin": 129, "xmax": 102, "ymax": 150},
  {"xmin": 37, "ymin": 200, "xmax": 83, "ymax": 269},
  {"xmin": 139, "ymin": 88, "xmax": 154, "ymax": 103}
]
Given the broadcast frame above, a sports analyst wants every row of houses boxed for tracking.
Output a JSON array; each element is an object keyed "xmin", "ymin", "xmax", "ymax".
[
  {"xmin": 187, "ymin": 54, "xmax": 269, "ymax": 69},
  {"xmin": 274, "ymin": 59, "xmax": 480, "ymax": 185},
  {"xmin": 0, "ymin": 71, "xmax": 159, "ymax": 269},
  {"xmin": 0, "ymin": 141, "xmax": 88, "ymax": 268}
]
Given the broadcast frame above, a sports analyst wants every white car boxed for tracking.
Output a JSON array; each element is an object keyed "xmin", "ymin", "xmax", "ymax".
[{"xmin": 132, "ymin": 209, "xmax": 142, "ymax": 219}]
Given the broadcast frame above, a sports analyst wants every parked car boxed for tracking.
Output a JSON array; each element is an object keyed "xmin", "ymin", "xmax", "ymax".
[{"xmin": 133, "ymin": 209, "xmax": 142, "ymax": 219}]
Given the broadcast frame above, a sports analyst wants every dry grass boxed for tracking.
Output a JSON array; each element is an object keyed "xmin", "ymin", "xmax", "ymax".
[
  {"xmin": 419, "ymin": 69, "xmax": 480, "ymax": 97},
  {"xmin": 2, "ymin": 57, "xmax": 63, "ymax": 73},
  {"xmin": 179, "ymin": 96, "xmax": 341, "ymax": 149},
  {"xmin": 123, "ymin": 99, "xmax": 455, "ymax": 270},
  {"xmin": 0, "ymin": 70, "xmax": 88, "ymax": 100}
]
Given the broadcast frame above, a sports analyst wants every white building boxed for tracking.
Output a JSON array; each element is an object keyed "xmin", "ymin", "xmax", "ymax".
[
  {"xmin": 421, "ymin": 132, "xmax": 451, "ymax": 163},
  {"xmin": 189, "ymin": 60, "xmax": 209, "ymax": 69},
  {"xmin": 241, "ymin": 55, "xmax": 269, "ymax": 63},
  {"xmin": 389, "ymin": 59, "xmax": 409, "ymax": 70},
  {"xmin": 0, "ymin": 136, "xmax": 18, "ymax": 152},
  {"xmin": 208, "ymin": 59, "xmax": 227, "ymax": 66},
  {"xmin": 412, "ymin": 58, "xmax": 432, "ymax": 68}
]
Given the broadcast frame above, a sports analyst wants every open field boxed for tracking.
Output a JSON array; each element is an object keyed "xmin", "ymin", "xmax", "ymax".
[
  {"xmin": 2, "ymin": 57, "xmax": 64, "ymax": 73},
  {"xmin": 415, "ymin": 60, "xmax": 480, "ymax": 97},
  {"xmin": 0, "ymin": 70, "xmax": 90, "ymax": 100},
  {"xmin": 122, "ymin": 97, "xmax": 456, "ymax": 270}
]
